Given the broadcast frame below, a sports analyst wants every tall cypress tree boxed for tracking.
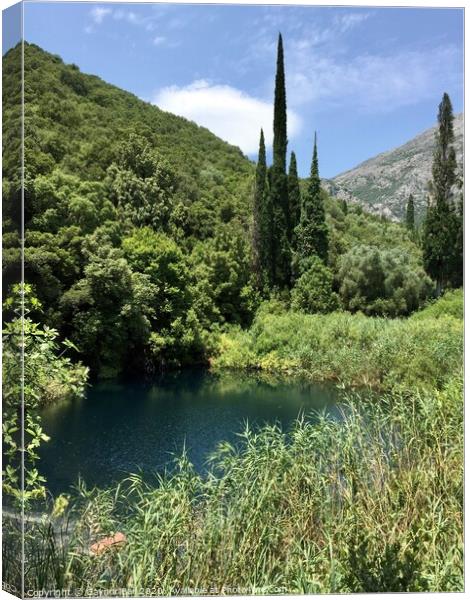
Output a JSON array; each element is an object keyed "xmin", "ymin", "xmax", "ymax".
[
  {"xmin": 273, "ymin": 34, "xmax": 287, "ymax": 173},
  {"xmin": 295, "ymin": 133, "xmax": 329, "ymax": 265},
  {"xmin": 252, "ymin": 129, "xmax": 272, "ymax": 290},
  {"xmin": 270, "ymin": 33, "xmax": 290, "ymax": 288},
  {"xmin": 405, "ymin": 194, "xmax": 415, "ymax": 231},
  {"xmin": 423, "ymin": 93, "xmax": 458, "ymax": 293},
  {"xmin": 287, "ymin": 151, "xmax": 301, "ymax": 243},
  {"xmin": 433, "ymin": 93, "xmax": 457, "ymax": 203}
]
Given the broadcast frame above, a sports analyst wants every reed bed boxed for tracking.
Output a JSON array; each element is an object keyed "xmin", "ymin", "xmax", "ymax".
[{"xmin": 212, "ymin": 307, "xmax": 463, "ymax": 392}]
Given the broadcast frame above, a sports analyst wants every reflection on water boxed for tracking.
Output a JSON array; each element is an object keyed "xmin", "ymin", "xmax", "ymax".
[{"xmin": 40, "ymin": 369, "xmax": 341, "ymax": 495}]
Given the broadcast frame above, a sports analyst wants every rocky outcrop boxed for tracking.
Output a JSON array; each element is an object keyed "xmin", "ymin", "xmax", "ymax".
[{"xmin": 324, "ymin": 113, "xmax": 463, "ymax": 221}]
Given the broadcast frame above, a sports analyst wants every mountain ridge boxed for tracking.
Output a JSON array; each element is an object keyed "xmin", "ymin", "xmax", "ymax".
[{"xmin": 323, "ymin": 113, "xmax": 463, "ymax": 221}]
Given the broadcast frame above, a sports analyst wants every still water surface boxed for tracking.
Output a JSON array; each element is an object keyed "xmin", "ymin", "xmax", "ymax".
[{"xmin": 40, "ymin": 369, "xmax": 341, "ymax": 495}]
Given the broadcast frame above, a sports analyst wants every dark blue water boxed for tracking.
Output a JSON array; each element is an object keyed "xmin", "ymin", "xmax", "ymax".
[{"xmin": 40, "ymin": 370, "xmax": 340, "ymax": 496}]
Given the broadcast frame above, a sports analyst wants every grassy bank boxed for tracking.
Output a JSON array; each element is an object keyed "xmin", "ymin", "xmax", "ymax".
[
  {"xmin": 212, "ymin": 291, "xmax": 463, "ymax": 392},
  {"xmin": 4, "ymin": 374, "xmax": 463, "ymax": 594}
]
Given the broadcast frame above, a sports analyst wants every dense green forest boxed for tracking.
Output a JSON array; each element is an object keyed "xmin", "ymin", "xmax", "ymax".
[
  {"xmin": 3, "ymin": 41, "xmax": 457, "ymax": 380},
  {"xmin": 3, "ymin": 42, "xmax": 257, "ymax": 377}
]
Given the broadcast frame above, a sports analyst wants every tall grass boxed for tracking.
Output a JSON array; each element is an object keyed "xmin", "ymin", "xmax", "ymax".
[
  {"xmin": 5, "ymin": 374, "xmax": 463, "ymax": 594},
  {"xmin": 212, "ymin": 304, "xmax": 463, "ymax": 391},
  {"xmin": 410, "ymin": 288, "xmax": 463, "ymax": 321}
]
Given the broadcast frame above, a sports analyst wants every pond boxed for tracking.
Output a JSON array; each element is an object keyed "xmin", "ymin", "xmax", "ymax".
[{"xmin": 40, "ymin": 369, "xmax": 342, "ymax": 496}]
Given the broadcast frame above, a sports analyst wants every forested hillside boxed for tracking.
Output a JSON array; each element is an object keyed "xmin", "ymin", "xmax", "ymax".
[
  {"xmin": 3, "ymin": 43, "xmax": 258, "ymax": 376},
  {"xmin": 1, "ymin": 42, "xmax": 441, "ymax": 378},
  {"xmin": 3, "ymin": 43, "xmax": 254, "ymax": 234}
]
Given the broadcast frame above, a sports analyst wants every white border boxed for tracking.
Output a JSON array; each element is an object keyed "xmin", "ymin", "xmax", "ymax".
[{"xmin": 0, "ymin": 2, "xmax": 466, "ymax": 600}]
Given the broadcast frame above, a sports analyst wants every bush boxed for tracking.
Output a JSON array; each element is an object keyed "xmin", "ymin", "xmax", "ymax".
[
  {"xmin": 291, "ymin": 256, "xmax": 339, "ymax": 314},
  {"xmin": 411, "ymin": 288, "xmax": 463, "ymax": 320},
  {"xmin": 337, "ymin": 245, "xmax": 432, "ymax": 316},
  {"xmin": 2, "ymin": 285, "xmax": 88, "ymax": 505}
]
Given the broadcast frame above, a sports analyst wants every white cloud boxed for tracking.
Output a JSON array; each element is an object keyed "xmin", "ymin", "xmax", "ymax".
[
  {"xmin": 334, "ymin": 12, "xmax": 372, "ymax": 33},
  {"xmin": 86, "ymin": 6, "xmax": 171, "ymax": 42},
  {"xmin": 286, "ymin": 44, "xmax": 462, "ymax": 112},
  {"xmin": 246, "ymin": 9, "xmax": 371, "ymax": 61},
  {"xmin": 245, "ymin": 10, "xmax": 460, "ymax": 115},
  {"xmin": 238, "ymin": 9, "xmax": 375, "ymax": 99},
  {"xmin": 113, "ymin": 9, "xmax": 141, "ymax": 24},
  {"xmin": 90, "ymin": 7, "xmax": 111, "ymax": 24},
  {"xmin": 153, "ymin": 36, "xmax": 167, "ymax": 46},
  {"xmin": 153, "ymin": 81, "xmax": 302, "ymax": 155}
]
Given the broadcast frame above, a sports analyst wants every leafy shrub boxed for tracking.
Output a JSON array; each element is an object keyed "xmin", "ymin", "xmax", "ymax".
[
  {"xmin": 411, "ymin": 288, "xmax": 463, "ymax": 320},
  {"xmin": 337, "ymin": 245, "xmax": 432, "ymax": 316},
  {"xmin": 291, "ymin": 256, "xmax": 339, "ymax": 314},
  {"xmin": 2, "ymin": 285, "xmax": 88, "ymax": 505}
]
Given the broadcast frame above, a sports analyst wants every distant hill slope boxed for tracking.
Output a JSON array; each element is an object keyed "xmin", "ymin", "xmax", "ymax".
[
  {"xmin": 323, "ymin": 113, "xmax": 463, "ymax": 222},
  {"xmin": 3, "ymin": 43, "xmax": 255, "ymax": 235}
]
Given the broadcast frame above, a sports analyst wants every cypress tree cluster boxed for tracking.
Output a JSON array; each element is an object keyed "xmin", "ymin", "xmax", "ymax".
[
  {"xmin": 251, "ymin": 34, "xmax": 329, "ymax": 292},
  {"xmin": 423, "ymin": 93, "xmax": 462, "ymax": 293}
]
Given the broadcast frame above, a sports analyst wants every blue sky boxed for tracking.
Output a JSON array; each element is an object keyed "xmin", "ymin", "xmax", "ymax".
[{"xmin": 8, "ymin": 2, "xmax": 465, "ymax": 177}]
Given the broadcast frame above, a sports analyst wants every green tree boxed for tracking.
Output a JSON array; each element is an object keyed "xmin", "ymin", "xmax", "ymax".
[
  {"xmin": 270, "ymin": 33, "xmax": 290, "ymax": 288},
  {"xmin": 60, "ymin": 246, "xmax": 158, "ymax": 377},
  {"xmin": 405, "ymin": 194, "xmax": 415, "ymax": 231},
  {"xmin": 423, "ymin": 93, "xmax": 458, "ymax": 293},
  {"xmin": 107, "ymin": 134, "xmax": 177, "ymax": 231},
  {"xmin": 338, "ymin": 245, "xmax": 432, "ymax": 316},
  {"xmin": 252, "ymin": 129, "xmax": 272, "ymax": 291},
  {"xmin": 123, "ymin": 228, "xmax": 192, "ymax": 318},
  {"xmin": 291, "ymin": 256, "xmax": 339, "ymax": 314},
  {"xmin": 287, "ymin": 151, "xmax": 301, "ymax": 242},
  {"xmin": 295, "ymin": 133, "xmax": 329, "ymax": 265},
  {"xmin": 122, "ymin": 228, "xmax": 204, "ymax": 367},
  {"xmin": 191, "ymin": 223, "xmax": 259, "ymax": 328}
]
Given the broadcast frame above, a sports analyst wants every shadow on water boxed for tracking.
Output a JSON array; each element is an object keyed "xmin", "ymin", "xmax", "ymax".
[{"xmin": 39, "ymin": 368, "xmax": 343, "ymax": 496}]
